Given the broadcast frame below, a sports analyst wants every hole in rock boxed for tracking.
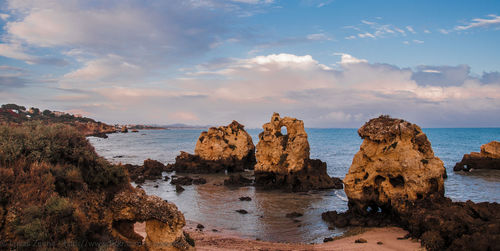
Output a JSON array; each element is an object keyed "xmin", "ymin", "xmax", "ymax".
[
  {"xmin": 280, "ymin": 126, "xmax": 287, "ymax": 135},
  {"xmin": 374, "ymin": 175, "xmax": 386, "ymax": 186},
  {"xmin": 389, "ymin": 175, "xmax": 405, "ymax": 188}
]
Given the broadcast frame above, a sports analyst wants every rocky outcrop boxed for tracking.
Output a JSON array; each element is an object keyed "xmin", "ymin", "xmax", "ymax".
[
  {"xmin": 454, "ymin": 141, "xmax": 500, "ymax": 171},
  {"xmin": 126, "ymin": 159, "xmax": 168, "ymax": 183},
  {"xmin": 74, "ymin": 121, "xmax": 117, "ymax": 138},
  {"xmin": 344, "ymin": 115, "xmax": 446, "ymax": 214},
  {"xmin": 111, "ymin": 189, "xmax": 193, "ymax": 251},
  {"xmin": 323, "ymin": 116, "xmax": 499, "ymax": 251},
  {"xmin": 168, "ymin": 121, "xmax": 256, "ymax": 173},
  {"xmin": 121, "ymin": 126, "xmax": 129, "ymax": 133},
  {"xmin": 254, "ymin": 113, "xmax": 342, "ymax": 192}
]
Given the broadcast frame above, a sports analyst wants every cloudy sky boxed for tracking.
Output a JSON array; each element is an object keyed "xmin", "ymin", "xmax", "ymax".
[{"xmin": 0, "ymin": 0, "xmax": 499, "ymax": 128}]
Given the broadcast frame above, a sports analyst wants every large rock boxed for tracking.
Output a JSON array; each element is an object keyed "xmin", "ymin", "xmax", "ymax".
[
  {"xmin": 168, "ymin": 121, "xmax": 256, "ymax": 173},
  {"xmin": 344, "ymin": 115, "xmax": 446, "ymax": 214},
  {"xmin": 454, "ymin": 141, "xmax": 500, "ymax": 171},
  {"xmin": 126, "ymin": 159, "xmax": 168, "ymax": 183},
  {"xmin": 111, "ymin": 189, "xmax": 193, "ymax": 251},
  {"xmin": 254, "ymin": 113, "xmax": 342, "ymax": 192}
]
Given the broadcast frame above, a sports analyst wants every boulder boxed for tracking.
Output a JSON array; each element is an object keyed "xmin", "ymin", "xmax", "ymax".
[
  {"xmin": 121, "ymin": 126, "xmax": 128, "ymax": 133},
  {"xmin": 168, "ymin": 121, "xmax": 256, "ymax": 173},
  {"xmin": 254, "ymin": 113, "xmax": 342, "ymax": 192},
  {"xmin": 454, "ymin": 141, "xmax": 500, "ymax": 171},
  {"xmin": 126, "ymin": 159, "xmax": 167, "ymax": 183},
  {"xmin": 111, "ymin": 189, "xmax": 194, "ymax": 250}
]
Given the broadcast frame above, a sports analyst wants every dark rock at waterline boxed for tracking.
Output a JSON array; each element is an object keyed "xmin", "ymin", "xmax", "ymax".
[
  {"xmin": 355, "ymin": 238, "xmax": 367, "ymax": 243},
  {"xmin": 323, "ymin": 237, "xmax": 333, "ymax": 243},
  {"xmin": 239, "ymin": 196, "xmax": 252, "ymax": 201},
  {"xmin": 322, "ymin": 196, "xmax": 500, "ymax": 251},
  {"xmin": 125, "ymin": 159, "xmax": 169, "ymax": 183},
  {"xmin": 175, "ymin": 185, "xmax": 185, "ymax": 192},
  {"xmin": 285, "ymin": 212, "xmax": 303, "ymax": 218},
  {"xmin": 196, "ymin": 224, "xmax": 205, "ymax": 230},
  {"xmin": 236, "ymin": 209, "xmax": 248, "ymax": 214},
  {"xmin": 377, "ymin": 241, "xmax": 383, "ymax": 245},
  {"xmin": 192, "ymin": 177, "xmax": 207, "ymax": 185},
  {"xmin": 171, "ymin": 176, "xmax": 206, "ymax": 186},
  {"xmin": 224, "ymin": 174, "xmax": 253, "ymax": 186},
  {"xmin": 454, "ymin": 141, "xmax": 500, "ymax": 171},
  {"xmin": 164, "ymin": 176, "xmax": 170, "ymax": 181},
  {"xmin": 167, "ymin": 151, "xmax": 256, "ymax": 174}
]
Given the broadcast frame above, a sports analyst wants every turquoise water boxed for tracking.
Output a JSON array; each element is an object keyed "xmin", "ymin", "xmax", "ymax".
[{"xmin": 88, "ymin": 128, "xmax": 500, "ymax": 243}]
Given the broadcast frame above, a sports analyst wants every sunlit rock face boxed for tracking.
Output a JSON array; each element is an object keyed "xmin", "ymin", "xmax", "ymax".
[
  {"xmin": 344, "ymin": 115, "xmax": 446, "ymax": 214},
  {"xmin": 169, "ymin": 121, "xmax": 256, "ymax": 173},
  {"xmin": 454, "ymin": 141, "xmax": 500, "ymax": 171},
  {"xmin": 111, "ymin": 189, "xmax": 193, "ymax": 251},
  {"xmin": 254, "ymin": 113, "xmax": 342, "ymax": 192}
]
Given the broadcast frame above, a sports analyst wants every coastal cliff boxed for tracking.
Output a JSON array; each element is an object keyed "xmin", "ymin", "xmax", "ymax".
[
  {"xmin": 0, "ymin": 103, "xmax": 117, "ymax": 138},
  {"xmin": 254, "ymin": 113, "xmax": 342, "ymax": 192},
  {"xmin": 0, "ymin": 123, "xmax": 194, "ymax": 250}
]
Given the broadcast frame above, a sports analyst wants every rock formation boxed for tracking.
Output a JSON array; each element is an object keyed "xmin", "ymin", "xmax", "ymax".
[
  {"xmin": 168, "ymin": 121, "xmax": 256, "ymax": 173},
  {"xmin": 254, "ymin": 113, "xmax": 342, "ymax": 192},
  {"xmin": 126, "ymin": 159, "xmax": 168, "ymax": 184},
  {"xmin": 454, "ymin": 141, "xmax": 500, "ymax": 171},
  {"xmin": 111, "ymin": 189, "xmax": 193, "ymax": 251},
  {"xmin": 323, "ymin": 116, "xmax": 500, "ymax": 251},
  {"xmin": 344, "ymin": 115, "xmax": 446, "ymax": 214}
]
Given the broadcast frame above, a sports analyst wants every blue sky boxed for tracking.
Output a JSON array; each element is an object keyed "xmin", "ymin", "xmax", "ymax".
[{"xmin": 0, "ymin": 0, "xmax": 499, "ymax": 127}]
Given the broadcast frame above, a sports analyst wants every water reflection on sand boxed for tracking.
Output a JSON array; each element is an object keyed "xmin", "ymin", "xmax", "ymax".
[{"xmin": 137, "ymin": 171, "xmax": 348, "ymax": 243}]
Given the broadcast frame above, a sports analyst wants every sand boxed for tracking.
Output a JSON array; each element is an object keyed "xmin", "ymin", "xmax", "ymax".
[{"xmin": 134, "ymin": 222, "xmax": 424, "ymax": 251}]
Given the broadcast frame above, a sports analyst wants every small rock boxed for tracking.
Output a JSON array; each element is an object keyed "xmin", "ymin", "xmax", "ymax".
[
  {"xmin": 136, "ymin": 185, "xmax": 142, "ymax": 189},
  {"xmin": 236, "ymin": 209, "xmax": 248, "ymax": 214},
  {"xmin": 193, "ymin": 177, "xmax": 207, "ymax": 185},
  {"xmin": 239, "ymin": 196, "xmax": 252, "ymax": 201},
  {"xmin": 176, "ymin": 185, "xmax": 185, "ymax": 192},
  {"xmin": 196, "ymin": 224, "xmax": 205, "ymax": 230},
  {"xmin": 154, "ymin": 185, "xmax": 159, "ymax": 188},
  {"xmin": 293, "ymin": 219, "xmax": 301, "ymax": 223},
  {"xmin": 323, "ymin": 237, "xmax": 333, "ymax": 243},
  {"xmin": 171, "ymin": 176, "xmax": 194, "ymax": 186},
  {"xmin": 164, "ymin": 176, "xmax": 170, "ymax": 181},
  {"xmin": 377, "ymin": 241, "xmax": 383, "ymax": 245},
  {"xmin": 355, "ymin": 238, "xmax": 367, "ymax": 243},
  {"xmin": 212, "ymin": 229, "xmax": 218, "ymax": 232},
  {"xmin": 397, "ymin": 236, "xmax": 407, "ymax": 240},
  {"xmin": 286, "ymin": 212, "xmax": 303, "ymax": 218}
]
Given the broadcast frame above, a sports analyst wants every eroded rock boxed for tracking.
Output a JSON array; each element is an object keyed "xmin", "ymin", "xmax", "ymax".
[
  {"xmin": 167, "ymin": 121, "xmax": 256, "ymax": 173},
  {"xmin": 254, "ymin": 113, "xmax": 342, "ymax": 192},
  {"xmin": 344, "ymin": 115, "xmax": 446, "ymax": 214},
  {"xmin": 454, "ymin": 141, "xmax": 500, "ymax": 171},
  {"xmin": 126, "ymin": 159, "xmax": 168, "ymax": 183},
  {"xmin": 111, "ymin": 189, "xmax": 194, "ymax": 251}
]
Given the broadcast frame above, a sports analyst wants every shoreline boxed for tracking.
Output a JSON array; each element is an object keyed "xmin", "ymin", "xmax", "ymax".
[{"xmin": 134, "ymin": 222, "xmax": 424, "ymax": 251}]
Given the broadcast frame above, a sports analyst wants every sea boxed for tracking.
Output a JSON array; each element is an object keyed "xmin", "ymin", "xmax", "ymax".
[{"xmin": 88, "ymin": 128, "xmax": 500, "ymax": 243}]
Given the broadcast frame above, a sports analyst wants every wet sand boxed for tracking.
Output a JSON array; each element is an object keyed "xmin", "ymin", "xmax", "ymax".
[{"xmin": 134, "ymin": 222, "xmax": 424, "ymax": 251}]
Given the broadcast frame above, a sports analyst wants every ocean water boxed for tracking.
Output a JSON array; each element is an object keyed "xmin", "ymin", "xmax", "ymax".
[{"xmin": 88, "ymin": 128, "xmax": 500, "ymax": 243}]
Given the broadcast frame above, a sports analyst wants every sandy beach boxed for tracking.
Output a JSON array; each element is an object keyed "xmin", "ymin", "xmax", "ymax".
[{"xmin": 135, "ymin": 222, "xmax": 424, "ymax": 251}]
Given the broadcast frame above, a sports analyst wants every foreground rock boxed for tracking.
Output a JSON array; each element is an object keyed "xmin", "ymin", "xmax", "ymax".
[
  {"xmin": 344, "ymin": 115, "xmax": 446, "ymax": 214},
  {"xmin": 126, "ymin": 159, "xmax": 168, "ymax": 183},
  {"xmin": 167, "ymin": 121, "xmax": 256, "ymax": 173},
  {"xmin": 454, "ymin": 141, "xmax": 500, "ymax": 171},
  {"xmin": 112, "ymin": 189, "xmax": 194, "ymax": 250},
  {"xmin": 323, "ymin": 116, "xmax": 499, "ymax": 251},
  {"xmin": 254, "ymin": 113, "xmax": 342, "ymax": 192}
]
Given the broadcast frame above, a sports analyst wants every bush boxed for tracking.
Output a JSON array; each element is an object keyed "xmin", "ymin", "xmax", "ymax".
[{"xmin": 0, "ymin": 122, "xmax": 127, "ymax": 189}]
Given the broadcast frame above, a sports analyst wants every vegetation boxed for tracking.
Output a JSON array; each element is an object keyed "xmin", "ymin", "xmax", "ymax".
[
  {"xmin": 0, "ymin": 122, "xmax": 128, "ymax": 249},
  {"xmin": 0, "ymin": 103, "xmax": 97, "ymax": 124}
]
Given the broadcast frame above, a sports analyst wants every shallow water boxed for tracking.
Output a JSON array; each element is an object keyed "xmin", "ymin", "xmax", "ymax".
[{"xmin": 88, "ymin": 128, "xmax": 500, "ymax": 243}]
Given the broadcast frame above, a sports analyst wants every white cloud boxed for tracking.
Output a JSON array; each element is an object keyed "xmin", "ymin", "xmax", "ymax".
[
  {"xmin": 455, "ymin": 14, "xmax": 500, "ymax": 31},
  {"xmin": 335, "ymin": 53, "xmax": 368, "ymax": 65},
  {"xmin": 424, "ymin": 29, "xmax": 431, "ymax": 34},
  {"xmin": 406, "ymin": 25, "xmax": 416, "ymax": 34},
  {"xmin": 0, "ymin": 43, "xmax": 36, "ymax": 62},
  {"xmin": 306, "ymin": 33, "xmax": 332, "ymax": 41},
  {"xmin": 413, "ymin": 39, "xmax": 424, "ymax": 44},
  {"xmin": 0, "ymin": 13, "xmax": 9, "ymax": 20},
  {"xmin": 358, "ymin": 32, "xmax": 375, "ymax": 38}
]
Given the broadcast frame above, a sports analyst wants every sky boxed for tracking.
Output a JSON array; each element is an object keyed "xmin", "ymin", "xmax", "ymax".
[{"xmin": 0, "ymin": 0, "xmax": 499, "ymax": 128}]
